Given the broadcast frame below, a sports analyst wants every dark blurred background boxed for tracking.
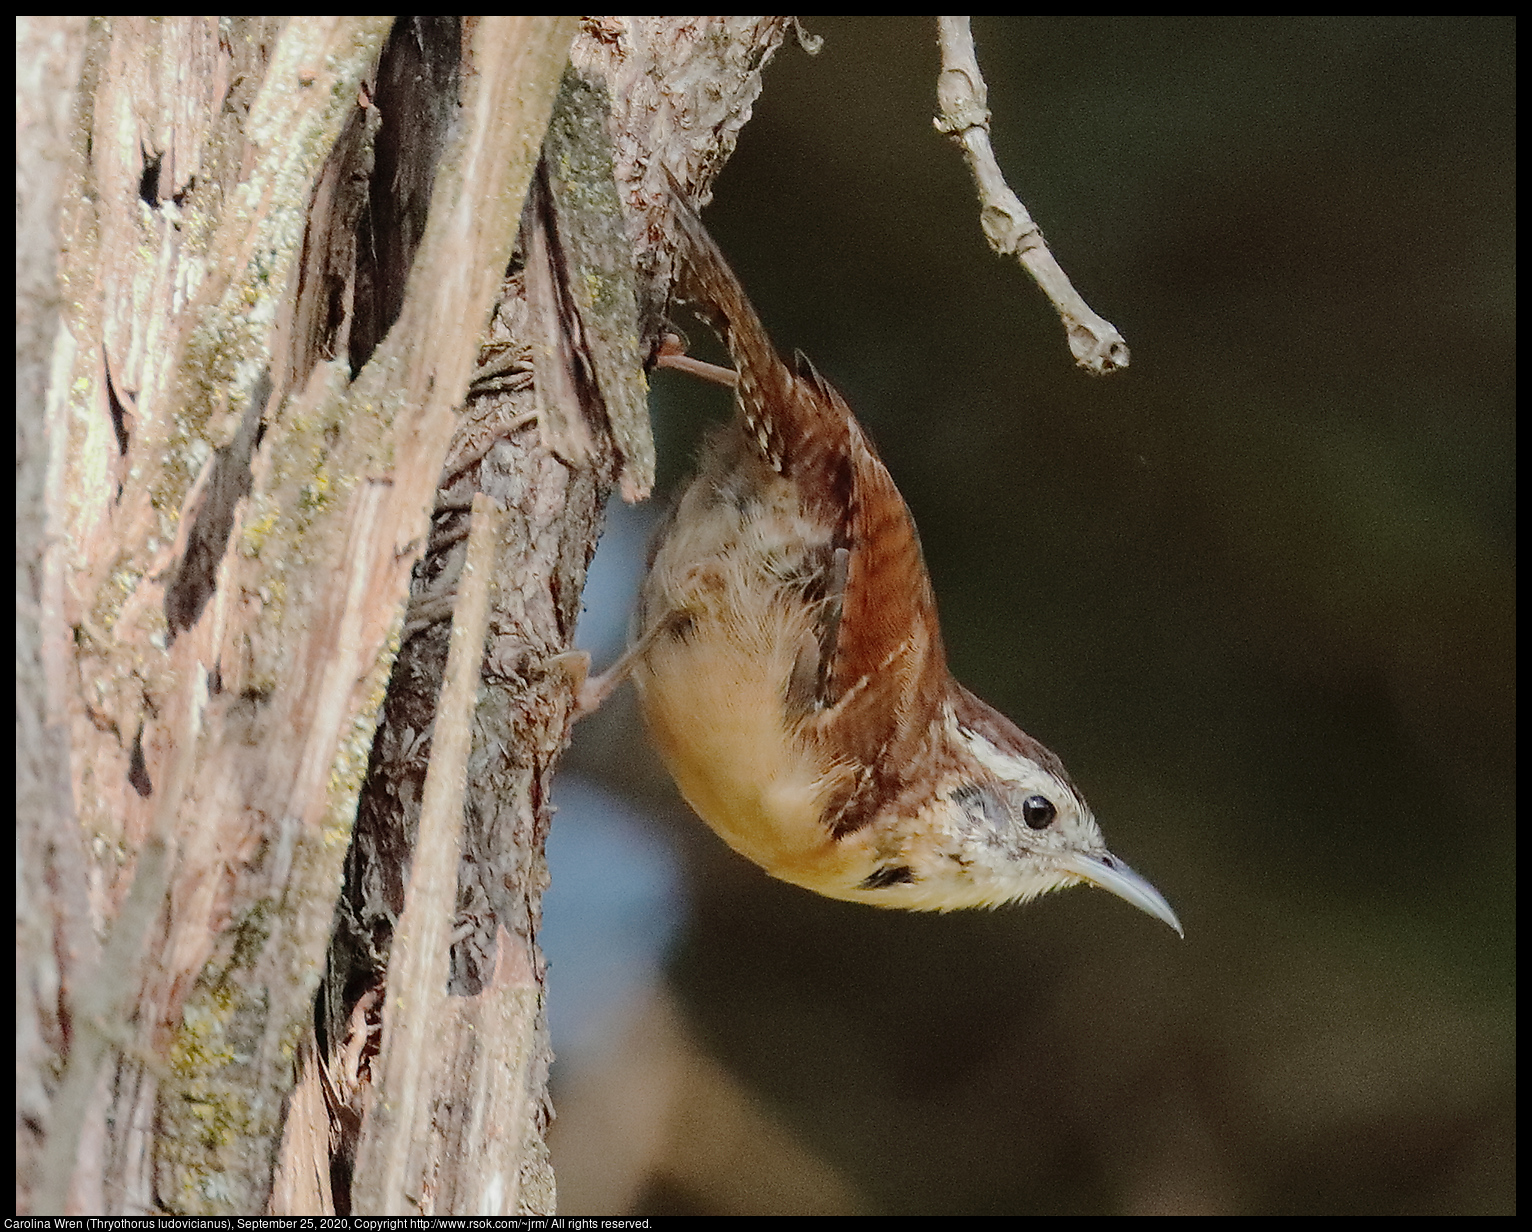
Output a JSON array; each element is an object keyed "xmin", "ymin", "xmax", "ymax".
[{"xmin": 547, "ymin": 16, "xmax": 1514, "ymax": 1215}]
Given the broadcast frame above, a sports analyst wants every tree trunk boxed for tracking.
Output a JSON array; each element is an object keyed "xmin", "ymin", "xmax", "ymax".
[{"xmin": 18, "ymin": 15, "xmax": 797, "ymax": 1216}]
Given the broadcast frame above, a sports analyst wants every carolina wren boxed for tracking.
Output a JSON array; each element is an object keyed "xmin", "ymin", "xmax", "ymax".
[{"xmin": 627, "ymin": 197, "xmax": 1180, "ymax": 934}]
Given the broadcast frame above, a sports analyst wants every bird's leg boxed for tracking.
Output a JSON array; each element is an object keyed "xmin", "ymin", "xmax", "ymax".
[{"xmin": 652, "ymin": 331, "xmax": 739, "ymax": 388}]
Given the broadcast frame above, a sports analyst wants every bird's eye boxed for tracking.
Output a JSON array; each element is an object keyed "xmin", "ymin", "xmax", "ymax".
[{"xmin": 1021, "ymin": 795, "xmax": 1056, "ymax": 829}]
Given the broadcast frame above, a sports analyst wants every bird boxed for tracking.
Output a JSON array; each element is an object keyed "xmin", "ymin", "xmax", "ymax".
[{"xmin": 605, "ymin": 192, "xmax": 1179, "ymax": 934}]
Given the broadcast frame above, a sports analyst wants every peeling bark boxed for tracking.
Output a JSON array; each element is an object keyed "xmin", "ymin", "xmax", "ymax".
[{"xmin": 24, "ymin": 14, "xmax": 797, "ymax": 1216}]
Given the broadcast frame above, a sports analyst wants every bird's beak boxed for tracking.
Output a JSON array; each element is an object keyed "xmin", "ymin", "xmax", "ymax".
[{"xmin": 1060, "ymin": 850, "xmax": 1183, "ymax": 937}]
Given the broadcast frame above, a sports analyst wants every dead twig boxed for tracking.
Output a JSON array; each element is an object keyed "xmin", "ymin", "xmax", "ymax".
[{"xmin": 934, "ymin": 16, "xmax": 1129, "ymax": 375}]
